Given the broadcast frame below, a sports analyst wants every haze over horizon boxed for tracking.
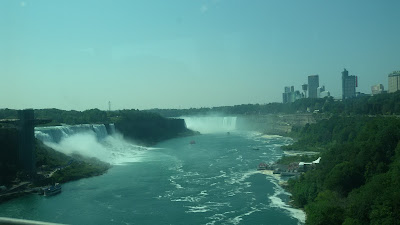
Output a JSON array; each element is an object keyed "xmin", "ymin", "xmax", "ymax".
[{"xmin": 1, "ymin": 0, "xmax": 399, "ymax": 111}]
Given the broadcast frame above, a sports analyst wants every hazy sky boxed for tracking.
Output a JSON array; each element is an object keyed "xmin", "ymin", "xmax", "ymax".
[{"xmin": 1, "ymin": 0, "xmax": 399, "ymax": 110}]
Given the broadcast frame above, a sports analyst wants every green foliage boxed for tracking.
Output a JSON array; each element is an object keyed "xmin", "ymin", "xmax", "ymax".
[
  {"xmin": 323, "ymin": 161, "xmax": 363, "ymax": 196},
  {"xmin": 147, "ymin": 91, "xmax": 400, "ymax": 117},
  {"xmin": 288, "ymin": 171, "xmax": 323, "ymax": 208},
  {"xmin": 0, "ymin": 108, "xmax": 109, "ymax": 125},
  {"xmin": 114, "ymin": 110, "xmax": 195, "ymax": 145},
  {"xmin": 287, "ymin": 116, "xmax": 400, "ymax": 224},
  {"xmin": 0, "ymin": 108, "xmax": 194, "ymax": 146},
  {"xmin": 35, "ymin": 108, "xmax": 109, "ymax": 125},
  {"xmin": 35, "ymin": 139, "xmax": 70, "ymax": 168},
  {"xmin": 35, "ymin": 139, "xmax": 110, "ymax": 184},
  {"xmin": 51, "ymin": 158, "xmax": 110, "ymax": 183},
  {"xmin": 0, "ymin": 108, "xmax": 18, "ymax": 119},
  {"xmin": 305, "ymin": 190, "xmax": 345, "ymax": 225}
]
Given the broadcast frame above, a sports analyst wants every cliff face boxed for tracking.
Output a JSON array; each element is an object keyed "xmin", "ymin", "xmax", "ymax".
[
  {"xmin": 236, "ymin": 114, "xmax": 316, "ymax": 135},
  {"xmin": 115, "ymin": 117, "xmax": 194, "ymax": 146}
]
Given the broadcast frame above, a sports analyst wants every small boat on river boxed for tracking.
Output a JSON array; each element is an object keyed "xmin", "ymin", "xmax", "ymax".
[
  {"xmin": 257, "ymin": 163, "xmax": 268, "ymax": 170},
  {"xmin": 43, "ymin": 183, "xmax": 61, "ymax": 196}
]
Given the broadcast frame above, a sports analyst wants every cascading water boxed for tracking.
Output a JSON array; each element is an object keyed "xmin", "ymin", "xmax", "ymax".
[
  {"xmin": 34, "ymin": 124, "xmax": 149, "ymax": 165},
  {"xmin": 181, "ymin": 117, "xmax": 237, "ymax": 133},
  {"xmin": 35, "ymin": 124, "xmax": 111, "ymax": 143},
  {"xmin": 4, "ymin": 129, "xmax": 305, "ymax": 224}
]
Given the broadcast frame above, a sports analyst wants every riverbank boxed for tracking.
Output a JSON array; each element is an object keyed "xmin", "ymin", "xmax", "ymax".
[
  {"xmin": 256, "ymin": 133, "xmax": 321, "ymax": 224},
  {"xmin": 0, "ymin": 140, "xmax": 111, "ymax": 204},
  {"xmin": 275, "ymin": 115, "xmax": 400, "ymax": 224},
  {"xmin": 257, "ymin": 169, "xmax": 306, "ymax": 224}
]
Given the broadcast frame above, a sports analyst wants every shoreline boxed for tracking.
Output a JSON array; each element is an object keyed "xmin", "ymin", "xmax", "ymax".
[
  {"xmin": 257, "ymin": 169, "xmax": 306, "ymax": 224},
  {"xmin": 259, "ymin": 133, "xmax": 307, "ymax": 224},
  {"xmin": 0, "ymin": 167, "xmax": 110, "ymax": 204}
]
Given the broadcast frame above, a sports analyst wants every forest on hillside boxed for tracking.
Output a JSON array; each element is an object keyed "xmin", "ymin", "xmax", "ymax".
[{"xmin": 285, "ymin": 116, "xmax": 400, "ymax": 224}]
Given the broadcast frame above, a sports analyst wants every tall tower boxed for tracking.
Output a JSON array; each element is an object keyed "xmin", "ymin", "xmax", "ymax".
[
  {"xmin": 308, "ymin": 75, "xmax": 319, "ymax": 98},
  {"xmin": 18, "ymin": 109, "xmax": 35, "ymax": 175},
  {"xmin": 302, "ymin": 84, "xmax": 308, "ymax": 98},
  {"xmin": 108, "ymin": 101, "xmax": 111, "ymax": 111},
  {"xmin": 342, "ymin": 69, "xmax": 357, "ymax": 100},
  {"xmin": 388, "ymin": 71, "xmax": 400, "ymax": 93}
]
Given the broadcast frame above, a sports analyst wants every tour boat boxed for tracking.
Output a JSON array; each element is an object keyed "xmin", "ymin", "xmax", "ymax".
[
  {"xmin": 257, "ymin": 163, "xmax": 268, "ymax": 170},
  {"xmin": 44, "ymin": 183, "xmax": 62, "ymax": 196}
]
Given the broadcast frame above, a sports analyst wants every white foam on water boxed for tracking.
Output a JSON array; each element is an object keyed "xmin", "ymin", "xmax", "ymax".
[
  {"xmin": 182, "ymin": 171, "xmax": 200, "ymax": 177},
  {"xmin": 266, "ymin": 176, "xmax": 306, "ymax": 224},
  {"xmin": 227, "ymin": 207, "xmax": 261, "ymax": 225},
  {"xmin": 169, "ymin": 178, "xmax": 184, "ymax": 189},
  {"xmin": 261, "ymin": 134, "xmax": 283, "ymax": 139},
  {"xmin": 41, "ymin": 129, "xmax": 149, "ymax": 165},
  {"xmin": 171, "ymin": 196, "xmax": 201, "ymax": 202},
  {"xmin": 226, "ymin": 170, "xmax": 259, "ymax": 185},
  {"xmin": 206, "ymin": 210, "xmax": 236, "ymax": 225},
  {"xmin": 185, "ymin": 205, "xmax": 210, "ymax": 213},
  {"xmin": 199, "ymin": 190, "xmax": 208, "ymax": 196},
  {"xmin": 205, "ymin": 201, "xmax": 231, "ymax": 208}
]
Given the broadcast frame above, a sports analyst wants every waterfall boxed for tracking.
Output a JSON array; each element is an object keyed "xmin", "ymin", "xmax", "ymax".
[
  {"xmin": 35, "ymin": 124, "xmax": 110, "ymax": 144},
  {"xmin": 181, "ymin": 117, "xmax": 237, "ymax": 133},
  {"xmin": 34, "ymin": 124, "xmax": 147, "ymax": 165},
  {"xmin": 109, "ymin": 124, "xmax": 116, "ymax": 135}
]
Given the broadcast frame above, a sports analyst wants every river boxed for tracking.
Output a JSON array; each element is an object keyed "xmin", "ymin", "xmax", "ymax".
[{"xmin": 0, "ymin": 118, "xmax": 305, "ymax": 225}]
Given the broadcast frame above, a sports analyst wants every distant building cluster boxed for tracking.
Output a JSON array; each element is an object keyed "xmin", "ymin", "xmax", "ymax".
[
  {"xmin": 282, "ymin": 86, "xmax": 302, "ymax": 104},
  {"xmin": 371, "ymin": 84, "xmax": 385, "ymax": 95},
  {"xmin": 281, "ymin": 68, "xmax": 400, "ymax": 103},
  {"xmin": 282, "ymin": 74, "xmax": 330, "ymax": 103}
]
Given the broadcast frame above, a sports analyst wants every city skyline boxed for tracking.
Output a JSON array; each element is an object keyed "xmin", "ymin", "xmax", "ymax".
[{"xmin": 1, "ymin": 1, "xmax": 399, "ymax": 110}]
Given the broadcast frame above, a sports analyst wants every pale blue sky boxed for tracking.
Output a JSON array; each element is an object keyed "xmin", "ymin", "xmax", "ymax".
[{"xmin": 1, "ymin": 0, "xmax": 399, "ymax": 110}]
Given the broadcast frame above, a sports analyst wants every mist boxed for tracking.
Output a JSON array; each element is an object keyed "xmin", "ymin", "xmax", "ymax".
[
  {"xmin": 182, "ymin": 116, "xmax": 237, "ymax": 134},
  {"xmin": 45, "ymin": 132, "xmax": 112, "ymax": 162},
  {"xmin": 35, "ymin": 126, "xmax": 150, "ymax": 165}
]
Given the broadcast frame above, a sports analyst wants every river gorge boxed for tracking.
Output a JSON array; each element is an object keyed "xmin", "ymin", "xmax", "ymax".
[{"xmin": 0, "ymin": 117, "xmax": 305, "ymax": 225}]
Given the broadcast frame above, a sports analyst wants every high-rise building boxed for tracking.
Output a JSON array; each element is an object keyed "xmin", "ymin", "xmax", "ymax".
[
  {"xmin": 302, "ymin": 84, "xmax": 308, "ymax": 98},
  {"xmin": 282, "ymin": 86, "xmax": 302, "ymax": 103},
  {"xmin": 371, "ymin": 84, "xmax": 385, "ymax": 95},
  {"xmin": 308, "ymin": 75, "xmax": 319, "ymax": 98},
  {"xmin": 388, "ymin": 71, "xmax": 400, "ymax": 93},
  {"xmin": 342, "ymin": 69, "xmax": 357, "ymax": 100}
]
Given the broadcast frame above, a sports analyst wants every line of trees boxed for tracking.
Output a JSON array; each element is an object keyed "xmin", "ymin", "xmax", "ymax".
[
  {"xmin": 148, "ymin": 91, "xmax": 400, "ymax": 117},
  {"xmin": 114, "ymin": 110, "xmax": 195, "ymax": 146},
  {"xmin": 1, "ymin": 91, "xmax": 400, "ymax": 124},
  {"xmin": 285, "ymin": 116, "xmax": 400, "ymax": 224}
]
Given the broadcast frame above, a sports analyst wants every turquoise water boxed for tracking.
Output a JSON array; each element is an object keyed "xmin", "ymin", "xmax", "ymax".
[{"xmin": 0, "ymin": 132, "xmax": 304, "ymax": 225}]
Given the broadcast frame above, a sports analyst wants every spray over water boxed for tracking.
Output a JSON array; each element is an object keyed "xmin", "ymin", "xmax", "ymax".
[
  {"xmin": 182, "ymin": 116, "xmax": 237, "ymax": 133},
  {"xmin": 35, "ymin": 124, "xmax": 149, "ymax": 165}
]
